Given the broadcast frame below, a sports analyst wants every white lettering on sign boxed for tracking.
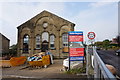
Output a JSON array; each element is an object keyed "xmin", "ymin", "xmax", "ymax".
[
  {"xmin": 69, "ymin": 33, "xmax": 83, "ymax": 35},
  {"xmin": 70, "ymin": 48, "xmax": 84, "ymax": 56},
  {"xmin": 69, "ymin": 36, "xmax": 83, "ymax": 42}
]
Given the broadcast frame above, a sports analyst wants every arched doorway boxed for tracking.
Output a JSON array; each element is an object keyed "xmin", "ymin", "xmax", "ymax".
[
  {"xmin": 41, "ymin": 40, "xmax": 49, "ymax": 52},
  {"xmin": 41, "ymin": 32, "xmax": 49, "ymax": 52}
]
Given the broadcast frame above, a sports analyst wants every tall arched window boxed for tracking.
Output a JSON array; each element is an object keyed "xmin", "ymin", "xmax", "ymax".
[
  {"xmin": 50, "ymin": 35, "xmax": 55, "ymax": 49},
  {"xmin": 36, "ymin": 35, "xmax": 40, "ymax": 49},
  {"xmin": 42, "ymin": 32, "xmax": 49, "ymax": 42},
  {"xmin": 62, "ymin": 34, "xmax": 68, "ymax": 47},
  {"xmin": 23, "ymin": 34, "xmax": 29, "ymax": 53}
]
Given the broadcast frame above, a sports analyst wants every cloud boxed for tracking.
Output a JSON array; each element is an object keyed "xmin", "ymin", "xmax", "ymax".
[
  {"xmin": 0, "ymin": 0, "xmax": 119, "ymax": 2},
  {"xmin": 0, "ymin": 2, "xmax": 65, "ymax": 45},
  {"xmin": 0, "ymin": 2, "xmax": 118, "ymax": 45},
  {"xmin": 0, "ymin": 2, "xmax": 65, "ymax": 26},
  {"xmin": 70, "ymin": 2, "xmax": 118, "ymax": 41},
  {"xmin": 89, "ymin": 2, "xmax": 116, "ymax": 8}
]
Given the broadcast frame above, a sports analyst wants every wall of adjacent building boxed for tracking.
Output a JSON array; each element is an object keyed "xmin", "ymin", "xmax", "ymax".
[{"xmin": 0, "ymin": 33, "xmax": 10, "ymax": 54}]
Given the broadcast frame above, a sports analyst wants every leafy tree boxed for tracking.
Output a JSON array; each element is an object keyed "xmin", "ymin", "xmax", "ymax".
[
  {"xmin": 9, "ymin": 44, "xmax": 17, "ymax": 56},
  {"xmin": 102, "ymin": 39, "xmax": 110, "ymax": 50},
  {"xmin": 116, "ymin": 35, "xmax": 120, "ymax": 46},
  {"xmin": 95, "ymin": 41, "xmax": 103, "ymax": 47}
]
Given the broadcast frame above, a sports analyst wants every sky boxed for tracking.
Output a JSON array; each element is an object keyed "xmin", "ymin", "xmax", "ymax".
[{"xmin": 0, "ymin": 0, "xmax": 119, "ymax": 46}]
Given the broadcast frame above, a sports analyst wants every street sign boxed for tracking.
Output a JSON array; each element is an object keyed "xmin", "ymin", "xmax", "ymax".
[
  {"xmin": 70, "ymin": 48, "xmax": 84, "ymax": 56},
  {"xmin": 87, "ymin": 32, "xmax": 96, "ymax": 40},
  {"xmin": 68, "ymin": 31, "xmax": 84, "ymax": 61},
  {"xmin": 69, "ymin": 36, "xmax": 83, "ymax": 42},
  {"xmin": 70, "ymin": 56, "xmax": 84, "ymax": 61},
  {"xmin": 68, "ymin": 31, "xmax": 83, "ymax": 36},
  {"xmin": 68, "ymin": 31, "xmax": 83, "ymax": 42},
  {"xmin": 68, "ymin": 31, "xmax": 84, "ymax": 70}
]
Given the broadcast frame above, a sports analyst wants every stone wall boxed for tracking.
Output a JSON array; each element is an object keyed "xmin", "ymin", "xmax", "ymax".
[
  {"xmin": 0, "ymin": 33, "xmax": 10, "ymax": 54},
  {"xmin": 17, "ymin": 10, "xmax": 75, "ymax": 58}
]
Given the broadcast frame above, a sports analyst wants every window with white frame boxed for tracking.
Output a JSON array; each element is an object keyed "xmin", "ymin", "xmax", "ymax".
[
  {"xmin": 62, "ymin": 34, "xmax": 68, "ymax": 47},
  {"xmin": 36, "ymin": 35, "xmax": 40, "ymax": 49},
  {"xmin": 50, "ymin": 35, "xmax": 55, "ymax": 49}
]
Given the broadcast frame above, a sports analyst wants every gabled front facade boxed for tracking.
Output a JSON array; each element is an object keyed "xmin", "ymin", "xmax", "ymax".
[{"xmin": 17, "ymin": 10, "xmax": 75, "ymax": 58}]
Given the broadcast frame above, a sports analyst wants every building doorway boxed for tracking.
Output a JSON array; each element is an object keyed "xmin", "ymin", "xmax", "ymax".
[{"xmin": 41, "ymin": 40, "xmax": 49, "ymax": 52}]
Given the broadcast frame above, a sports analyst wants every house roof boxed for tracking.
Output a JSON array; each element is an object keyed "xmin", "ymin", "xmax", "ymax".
[
  {"xmin": 0, "ymin": 33, "xmax": 10, "ymax": 41},
  {"xmin": 17, "ymin": 10, "xmax": 75, "ymax": 29}
]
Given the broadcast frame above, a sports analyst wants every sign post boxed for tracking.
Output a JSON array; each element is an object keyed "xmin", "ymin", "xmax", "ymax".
[
  {"xmin": 87, "ymin": 32, "xmax": 96, "ymax": 45},
  {"xmin": 68, "ymin": 31, "xmax": 84, "ymax": 70},
  {"xmin": 87, "ymin": 32, "xmax": 96, "ymax": 40}
]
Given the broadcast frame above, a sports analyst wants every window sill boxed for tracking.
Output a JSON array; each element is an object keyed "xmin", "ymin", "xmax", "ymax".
[
  {"xmin": 62, "ymin": 52, "xmax": 69, "ymax": 53},
  {"xmin": 34, "ymin": 48, "xmax": 41, "ymax": 50},
  {"xmin": 50, "ymin": 48, "xmax": 56, "ymax": 50},
  {"xmin": 23, "ymin": 52, "xmax": 29, "ymax": 54}
]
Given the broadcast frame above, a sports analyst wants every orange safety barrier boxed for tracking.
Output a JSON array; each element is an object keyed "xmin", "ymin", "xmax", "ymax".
[
  {"xmin": 10, "ymin": 56, "xmax": 27, "ymax": 66},
  {"xmin": 0, "ymin": 60, "xmax": 12, "ymax": 67},
  {"xmin": 0, "ymin": 56, "xmax": 26, "ymax": 67}
]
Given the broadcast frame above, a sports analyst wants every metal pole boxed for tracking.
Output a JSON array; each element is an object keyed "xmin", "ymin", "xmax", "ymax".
[
  {"xmin": 68, "ymin": 34, "xmax": 70, "ymax": 70},
  {"xmin": 82, "ymin": 42, "xmax": 84, "ymax": 67},
  {"xmin": 86, "ymin": 46, "xmax": 88, "ymax": 76}
]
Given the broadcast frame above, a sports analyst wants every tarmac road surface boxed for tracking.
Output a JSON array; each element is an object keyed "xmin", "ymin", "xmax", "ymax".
[{"xmin": 97, "ymin": 50, "xmax": 120, "ymax": 77}]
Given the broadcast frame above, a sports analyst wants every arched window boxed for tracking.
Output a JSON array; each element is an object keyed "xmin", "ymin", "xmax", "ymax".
[
  {"xmin": 50, "ymin": 35, "xmax": 55, "ymax": 49},
  {"xmin": 23, "ymin": 34, "xmax": 29, "ymax": 53},
  {"xmin": 62, "ymin": 34, "xmax": 68, "ymax": 47},
  {"xmin": 36, "ymin": 35, "xmax": 40, "ymax": 49},
  {"xmin": 42, "ymin": 32, "xmax": 49, "ymax": 42}
]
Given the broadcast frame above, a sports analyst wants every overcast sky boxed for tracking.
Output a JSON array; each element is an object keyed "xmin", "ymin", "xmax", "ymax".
[{"xmin": 0, "ymin": 0, "xmax": 119, "ymax": 46}]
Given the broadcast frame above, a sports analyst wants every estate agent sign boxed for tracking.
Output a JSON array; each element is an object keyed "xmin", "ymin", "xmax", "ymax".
[{"xmin": 68, "ymin": 31, "xmax": 84, "ymax": 61}]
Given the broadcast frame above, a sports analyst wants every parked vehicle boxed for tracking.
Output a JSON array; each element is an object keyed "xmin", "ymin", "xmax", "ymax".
[
  {"xmin": 96, "ymin": 47, "xmax": 101, "ymax": 50},
  {"xmin": 63, "ymin": 58, "xmax": 83, "ymax": 71},
  {"xmin": 116, "ymin": 49, "xmax": 120, "ymax": 56}
]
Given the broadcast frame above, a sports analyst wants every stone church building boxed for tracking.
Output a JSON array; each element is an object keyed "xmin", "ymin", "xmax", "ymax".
[{"xmin": 17, "ymin": 10, "xmax": 75, "ymax": 58}]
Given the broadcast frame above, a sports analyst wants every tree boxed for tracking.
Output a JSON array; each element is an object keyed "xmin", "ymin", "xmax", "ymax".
[
  {"xmin": 116, "ymin": 35, "xmax": 120, "ymax": 46},
  {"xmin": 9, "ymin": 44, "xmax": 17, "ymax": 56},
  {"xmin": 95, "ymin": 41, "xmax": 103, "ymax": 47},
  {"xmin": 102, "ymin": 39, "xmax": 110, "ymax": 50}
]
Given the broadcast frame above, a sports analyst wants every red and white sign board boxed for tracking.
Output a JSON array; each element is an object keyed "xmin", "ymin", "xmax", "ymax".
[
  {"xmin": 87, "ymin": 32, "xmax": 96, "ymax": 40},
  {"xmin": 68, "ymin": 31, "xmax": 84, "ymax": 61},
  {"xmin": 69, "ymin": 35, "xmax": 83, "ymax": 42},
  {"xmin": 70, "ymin": 48, "xmax": 84, "ymax": 57}
]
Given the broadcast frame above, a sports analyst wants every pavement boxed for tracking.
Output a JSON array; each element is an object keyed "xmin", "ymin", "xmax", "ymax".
[{"xmin": 2, "ymin": 59, "xmax": 87, "ymax": 80}]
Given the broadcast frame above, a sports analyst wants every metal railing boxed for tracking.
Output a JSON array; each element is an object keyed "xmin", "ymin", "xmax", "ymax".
[{"xmin": 93, "ymin": 46, "xmax": 117, "ymax": 80}]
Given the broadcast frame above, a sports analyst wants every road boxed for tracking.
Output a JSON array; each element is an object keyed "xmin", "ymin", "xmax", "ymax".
[{"xmin": 97, "ymin": 50, "xmax": 120, "ymax": 77}]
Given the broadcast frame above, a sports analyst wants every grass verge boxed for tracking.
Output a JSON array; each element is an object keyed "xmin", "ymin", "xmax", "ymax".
[{"xmin": 65, "ymin": 66, "xmax": 86, "ymax": 74}]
